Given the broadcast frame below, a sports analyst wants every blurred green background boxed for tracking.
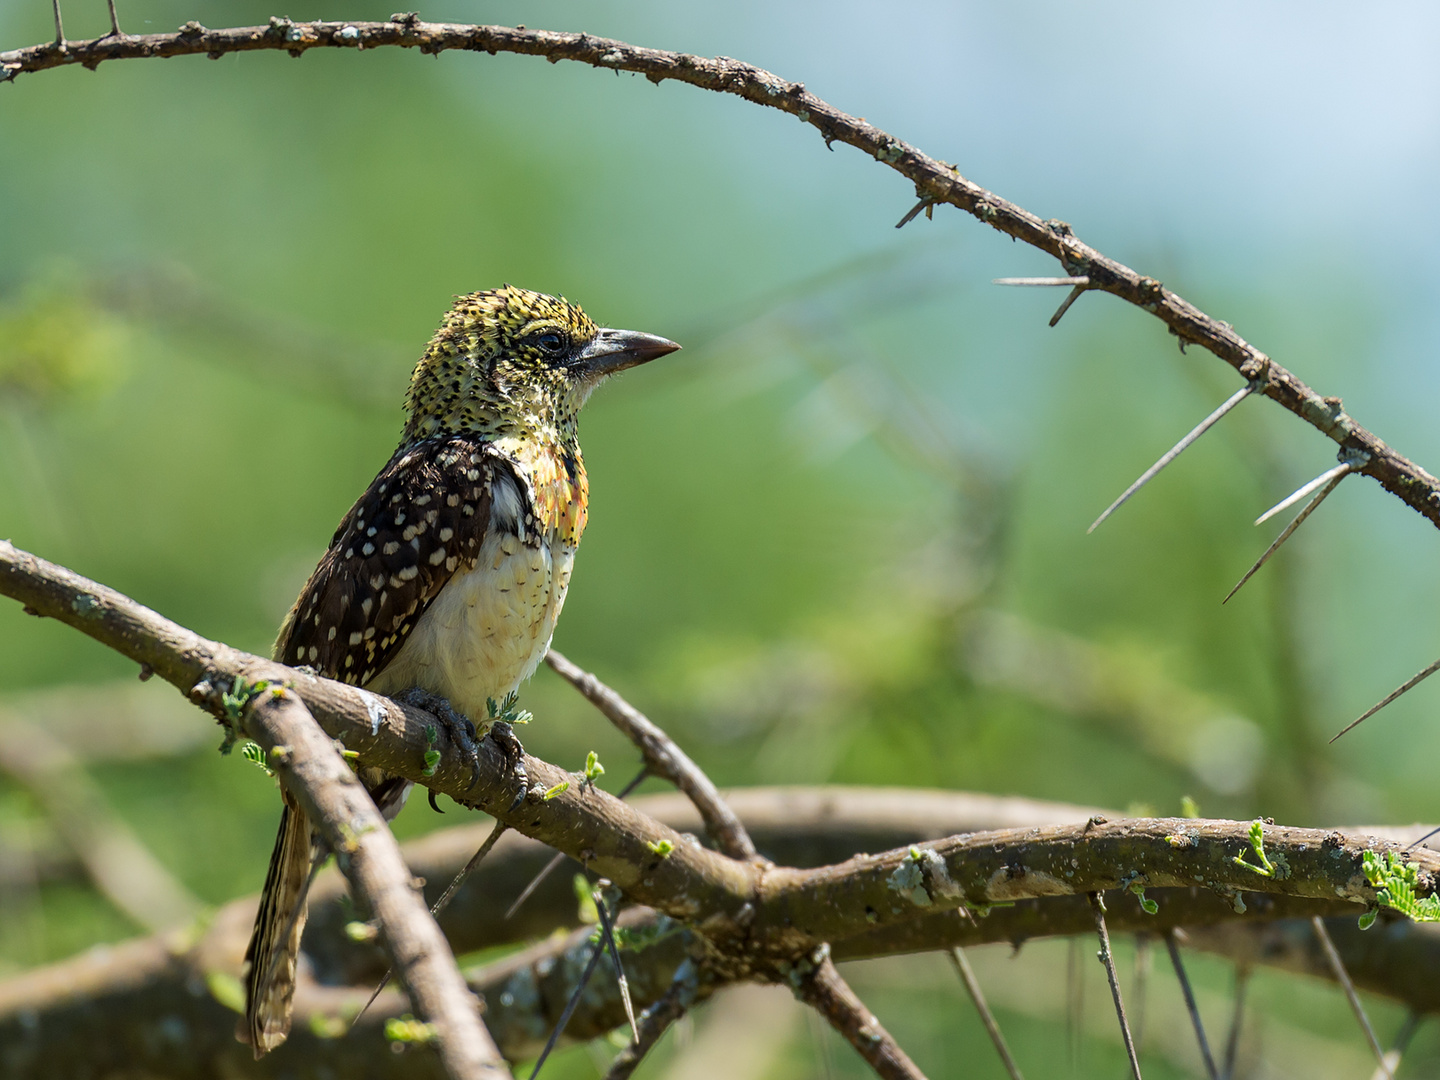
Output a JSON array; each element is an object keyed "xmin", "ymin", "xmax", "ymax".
[{"xmin": 2, "ymin": 1, "xmax": 1439, "ymax": 1076}]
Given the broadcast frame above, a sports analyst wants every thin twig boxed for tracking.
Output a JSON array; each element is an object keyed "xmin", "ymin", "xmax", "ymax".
[
  {"xmin": 593, "ymin": 890, "xmax": 639, "ymax": 1041},
  {"xmin": 895, "ymin": 197, "xmax": 933, "ymax": 228},
  {"xmin": 1311, "ymin": 916, "xmax": 1393, "ymax": 1079},
  {"xmin": 104, "ymin": 0, "xmax": 123, "ymax": 37},
  {"xmin": 792, "ymin": 947, "xmax": 928, "ymax": 1080},
  {"xmin": 545, "ymin": 650, "xmax": 757, "ymax": 861},
  {"xmin": 1255, "ymin": 461, "xmax": 1353, "ymax": 526},
  {"xmin": 948, "ymin": 948, "xmax": 1024, "ymax": 1080},
  {"xmin": 1089, "ymin": 384, "xmax": 1255, "ymax": 533},
  {"xmin": 601, "ymin": 961, "xmax": 699, "ymax": 1080},
  {"xmin": 1090, "ymin": 893, "xmax": 1143, "ymax": 1080},
  {"xmin": 1332, "ymin": 654, "xmax": 1440, "ymax": 743},
  {"xmin": 354, "ymin": 821, "xmax": 512, "ymax": 1026},
  {"xmin": 504, "ymin": 765, "xmax": 648, "ymax": 921},
  {"xmin": 1164, "ymin": 932, "xmax": 1218, "ymax": 1080},
  {"xmin": 49, "ymin": 0, "xmax": 63, "ymax": 45},
  {"xmin": 527, "ymin": 935, "xmax": 607, "ymax": 1080},
  {"xmin": 1219, "ymin": 965, "xmax": 1248, "ymax": 1080},
  {"xmin": 1223, "ymin": 467, "xmax": 1352, "ymax": 604}
]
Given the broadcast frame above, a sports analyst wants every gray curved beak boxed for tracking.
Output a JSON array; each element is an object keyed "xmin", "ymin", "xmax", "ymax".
[{"xmin": 573, "ymin": 328, "xmax": 681, "ymax": 377}]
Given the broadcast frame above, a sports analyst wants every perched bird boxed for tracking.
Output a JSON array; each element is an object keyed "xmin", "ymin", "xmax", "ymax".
[{"xmin": 242, "ymin": 286, "xmax": 679, "ymax": 1054}]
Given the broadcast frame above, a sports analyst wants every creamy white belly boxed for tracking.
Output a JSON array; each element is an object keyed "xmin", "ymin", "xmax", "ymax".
[{"xmin": 368, "ymin": 529, "xmax": 575, "ymax": 725}]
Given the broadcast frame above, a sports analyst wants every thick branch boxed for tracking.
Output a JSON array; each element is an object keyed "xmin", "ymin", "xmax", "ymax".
[
  {"xmin": 242, "ymin": 688, "xmax": 508, "ymax": 1080},
  {"xmin": 3, "ymin": 19, "xmax": 1437, "ymax": 528}
]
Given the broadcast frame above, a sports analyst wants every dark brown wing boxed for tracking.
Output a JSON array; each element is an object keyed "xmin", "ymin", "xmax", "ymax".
[{"xmin": 275, "ymin": 434, "xmax": 499, "ymax": 685}]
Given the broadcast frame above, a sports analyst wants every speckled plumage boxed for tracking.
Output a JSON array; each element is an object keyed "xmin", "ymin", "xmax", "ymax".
[{"xmin": 242, "ymin": 286, "xmax": 678, "ymax": 1056}]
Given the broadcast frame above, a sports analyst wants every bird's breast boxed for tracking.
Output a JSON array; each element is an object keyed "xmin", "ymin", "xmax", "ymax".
[{"xmin": 369, "ymin": 527, "xmax": 576, "ymax": 724}]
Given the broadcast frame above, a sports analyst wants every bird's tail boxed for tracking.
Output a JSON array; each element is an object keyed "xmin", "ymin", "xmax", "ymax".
[{"xmin": 242, "ymin": 794, "xmax": 316, "ymax": 1057}]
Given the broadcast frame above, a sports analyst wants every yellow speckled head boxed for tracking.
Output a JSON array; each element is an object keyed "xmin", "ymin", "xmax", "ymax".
[{"xmin": 402, "ymin": 286, "xmax": 678, "ymax": 448}]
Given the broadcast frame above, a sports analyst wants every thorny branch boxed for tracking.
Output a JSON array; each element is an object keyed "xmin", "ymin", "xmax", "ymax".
[{"xmin": 3, "ymin": 17, "xmax": 1438, "ymax": 534}]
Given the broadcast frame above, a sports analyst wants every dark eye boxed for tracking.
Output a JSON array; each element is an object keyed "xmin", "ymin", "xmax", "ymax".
[{"xmin": 535, "ymin": 331, "xmax": 566, "ymax": 355}]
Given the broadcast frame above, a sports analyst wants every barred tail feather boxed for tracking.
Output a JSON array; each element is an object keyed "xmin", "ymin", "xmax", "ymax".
[{"xmin": 243, "ymin": 796, "xmax": 315, "ymax": 1057}]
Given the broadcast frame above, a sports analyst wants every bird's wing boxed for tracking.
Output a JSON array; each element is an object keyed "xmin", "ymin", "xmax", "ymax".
[{"xmin": 274, "ymin": 434, "xmax": 502, "ymax": 685}]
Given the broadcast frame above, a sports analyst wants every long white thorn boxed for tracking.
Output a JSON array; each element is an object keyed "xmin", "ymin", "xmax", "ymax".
[
  {"xmin": 1255, "ymin": 462, "xmax": 1351, "ymax": 526},
  {"xmin": 1223, "ymin": 466, "xmax": 1352, "ymax": 604},
  {"xmin": 992, "ymin": 276, "xmax": 1090, "ymax": 287},
  {"xmin": 1089, "ymin": 385, "xmax": 1255, "ymax": 534},
  {"xmin": 1332, "ymin": 655, "xmax": 1440, "ymax": 743}
]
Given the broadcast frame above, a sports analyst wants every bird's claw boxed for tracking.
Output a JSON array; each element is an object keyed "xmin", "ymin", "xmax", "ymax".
[
  {"xmin": 395, "ymin": 687, "xmax": 482, "ymax": 785},
  {"xmin": 489, "ymin": 721, "xmax": 529, "ymax": 809}
]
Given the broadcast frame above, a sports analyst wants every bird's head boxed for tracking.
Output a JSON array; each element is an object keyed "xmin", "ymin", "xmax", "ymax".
[{"xmin": 402, "ymin": 286, "xmax": 679, "ymax": 446}]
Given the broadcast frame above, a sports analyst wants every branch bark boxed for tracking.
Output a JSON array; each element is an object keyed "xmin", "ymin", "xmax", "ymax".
[
  {"xmin": 3, "ymin": 18, "xmax": 1437, "ymax": 531},
  {"xmin": 241, "ymin": 687, "xmax": 508, "ymax": 1079}
]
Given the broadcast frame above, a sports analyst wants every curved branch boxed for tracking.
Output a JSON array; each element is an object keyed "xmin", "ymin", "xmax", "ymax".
[{"xmin": 3, "ymin": 18, "xmax": 1437, "ymax": 529}]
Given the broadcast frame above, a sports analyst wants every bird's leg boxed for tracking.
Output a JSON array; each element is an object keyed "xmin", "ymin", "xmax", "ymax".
[{"xmin": 394, "ymin": 687, "xmax": 482, "ymax": 789}]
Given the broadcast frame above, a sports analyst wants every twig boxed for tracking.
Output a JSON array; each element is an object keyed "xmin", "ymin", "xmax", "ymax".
[
  {"xmin": 354, "ymin": 821, "xmax": 512, "ymax": 1026},
  {"xmin": 602, "ymin": 960, "xmax": 699, "ymax": 1080},
  {"xmin": 1090, "ymin": 894, "xmax": 1143, "ymax": 1080},
  {"xmin": 505, "ymin": 765, "xmax": 648, "ymax": 921},
  {"xmin": 104, "ymin": 0, "xmax": 122, "ymax": 38},
  {"xmin": 244, "ymin": 687, "xmax": 509, "ymax": 1080},
  {"xmin": 593, "ymin": 889, "xmax": 639, "ymax": 1041},
  {"xmin": 792, "ymin": 947, "xmax": 928, "ymax": 1080},
  {"xmin": 1089, "ymin": 384, "xmax": 1255, "ymax": 533},
  {"xmin": 4, "ymin": 23, "xmax": 1439, "ymax": 534},
  {"xmin": 527, "ymin": 935, "xmax": 607, "ymax": 1080},
  {"xmin": 1311, "ymin": 916, "xmax": 1393, "ymax": 1079},
  {"xmin": 1163, "ymin": 932, "xmax": 1218, "ymax": 1080},
  {"xmin": 1218, "ymin": 965, "xmax": 1248, "ymax": 1080},
  {"xmin": 545, "ymin": 650, "xmax": 757, "ymax": 861},
  {"xmin": 948, "ymin": 948, "xmax": 1024, "ymax": 1080},
  {"xmin": 1222, "ymin": 464, "xmax": 1353, "ymax": 604},
  {"xmin": 1332, "ymin": 654, "xmax": 1440, "ymax": 743},
  {"xmin": 49, "ymin": 0, "xmax": 63, "ymax": 45}
]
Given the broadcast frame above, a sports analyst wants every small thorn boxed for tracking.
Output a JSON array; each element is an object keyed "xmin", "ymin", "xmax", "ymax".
[
  {"xmin": 51, "ymin": 0, "xmax": 65, "ymax": 45},
  {"xmin": 1255, "ymin": 461, "xmax": 1352, "ymax": 525},
  {"xmin": 1090, "ymin": 384, "xmax": 1255, "ymax": 533},
  {"xmin": 1223, "ymin": 466, "xmax": 1351, "ymax": 604},
  {"xmin": 992, "ymin": 276, "xmax": 1090, "ymax": 286},
  {"xmin": 1049, "ymin": 283, "xmax": 1088, "ymax": 327},
  {"xmin": 1331, "ymin": 654, "xmax": 1440, "ymax": 742},
  {"xmin": 895, "ymin": 197, "xmax": 933, "ymax": 228}
]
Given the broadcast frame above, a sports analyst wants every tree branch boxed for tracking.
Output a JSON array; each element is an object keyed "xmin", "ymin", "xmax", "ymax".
[
  {"xmin": 241, "ymin": 687, "xmax": 508, "ymax": 1079},
  {"xmin": 792, "ymin": 948, "xmax": 927, "ymax": 1080},
  {"xmin": 3, "ymin": 17, "xmax": 1437, "ymax": 530},
  {"xmin": 545, "ymin": 649, "xmax": 757, "ymax": 861}
]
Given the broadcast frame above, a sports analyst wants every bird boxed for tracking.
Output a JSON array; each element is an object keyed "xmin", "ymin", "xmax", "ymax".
[{"xmin": 241, "ymin": 285, "xmax": 679, "ymax": 1055}]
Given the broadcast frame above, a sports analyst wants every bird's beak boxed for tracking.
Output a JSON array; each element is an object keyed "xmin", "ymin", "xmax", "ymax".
[{"xmin": 573, "ymin": 328, "xmax": 681, "ymax": 377}]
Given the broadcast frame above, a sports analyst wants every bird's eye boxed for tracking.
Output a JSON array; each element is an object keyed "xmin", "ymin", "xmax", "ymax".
[{"xmin": 535, "ymin": 332, "xmax": 566, "ymax": 355}]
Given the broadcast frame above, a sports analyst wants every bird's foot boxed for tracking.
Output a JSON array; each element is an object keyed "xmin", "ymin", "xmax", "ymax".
[
  {"xmin": 488, "ymin": 721, "xmax": 529, "ymax": 810},
  {"xmin": 395, "ymin": 687, "xmax": 481, "ymax": 789}
]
